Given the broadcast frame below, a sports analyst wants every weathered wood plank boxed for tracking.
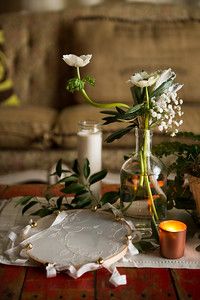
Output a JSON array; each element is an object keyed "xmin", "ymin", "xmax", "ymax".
[
  {"xmin": 0, "ymin": 265, "xmax": 26, "ymax": 300},
  {"xmin": 171, "ymin": 269, "xmax": 200, "ymax": 300},
  {"xmin": 21, "ymin": 267, "xmax": 95, "ymax": 300},
  {"xmin": 96, "ymin": 267, "xmax": 177, "ymax": 300}
]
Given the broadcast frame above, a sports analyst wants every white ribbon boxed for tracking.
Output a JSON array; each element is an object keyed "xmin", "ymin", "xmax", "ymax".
[
  {"xmin": 127, "ymin": 240, "xmax": 139, "ymax": 256},
  {"xmin": 21, "ymin": 225, "xmax": 31, "ymax": 237},
  {"xmin": 51, "ymin": 211, "xmax": 67, "ymax": 227},
  {"xmin": 65, "ymin": 263, "xmax": 100, "ymax": 279},
  {"xmin": 8, "ymin": 231, "xmax": 18, "ymax": 249},
  {"xmin": 103, "ymin": 262, "xmax": 127, "ymax": 287},
  {"xmin": 46, "ymin": 263, "xmax": 57, "ymax": 278},
  {"xmin": 58, "ymin": 261, "xmax": 126, "ymax": 287}
]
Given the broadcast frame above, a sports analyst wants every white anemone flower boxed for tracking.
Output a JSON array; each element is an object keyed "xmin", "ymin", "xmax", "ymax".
[
  {"xmin": 62, "ymin": 54, "xmax": 92, "ymax": 67},
  {"xmin": 128, "ymin": 71, "xmax": 158, "ymax": 88}
]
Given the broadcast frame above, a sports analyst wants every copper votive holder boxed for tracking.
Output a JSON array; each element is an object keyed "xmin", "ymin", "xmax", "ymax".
[{"xmin": 159, "ymin": 220, "xmax": 187, "ymax": 259}]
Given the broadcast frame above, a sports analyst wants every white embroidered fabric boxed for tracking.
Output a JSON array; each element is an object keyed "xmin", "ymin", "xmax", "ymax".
[
  {"xmin": 22, "ymin": 210, "xmax": 131, "ymax": 266},
  {"xmin": 0, "ymin": 197, "xmax": 200, "ymax": 286}
]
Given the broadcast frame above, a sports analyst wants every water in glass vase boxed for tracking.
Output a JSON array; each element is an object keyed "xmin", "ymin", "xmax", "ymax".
[{"xmin": 120, "ymin": 128, "xmax": 167, "ymax": 233}]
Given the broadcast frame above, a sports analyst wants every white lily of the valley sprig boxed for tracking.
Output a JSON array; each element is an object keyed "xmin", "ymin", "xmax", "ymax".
[
  {"xmin": 63, "ymin": 54, "xmax": 92, "ymax": 67},
  {"xmin": 128, "ymin": 71, "xmax": 158, "ymax": 88}
]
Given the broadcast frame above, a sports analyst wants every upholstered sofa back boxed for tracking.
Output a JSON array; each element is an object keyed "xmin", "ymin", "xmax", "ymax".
[
  {"xmin": 1, "ymin": 2, "xmax": 200, "ymax": 109},
  {"xmin": 0, "ymin": 2, "xmax": 200, "ymax": 175}
]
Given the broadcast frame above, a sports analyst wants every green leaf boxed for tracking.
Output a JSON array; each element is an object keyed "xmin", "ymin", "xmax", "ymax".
[
  {"xmin": 101, "ymin": 110, "xmax": 118, "ymax": 115},
  {"xmin": 105, "ymin": 125, "xmax": 135, "ymax": 143},
  {"xmin": 56, "ymin": 159, "xmax": 63, "ymax": 177},
  {"xmin": 45, "ymin": 193, "xmax": 53, "ymax": 202},
  {"xmin": 61, "ymin": 183, "xmax": 86, "ymax": 194},
  {"xmin": 116, "ymin": 106, "xmax": 126, "ymax": 114},
  {"xmin": 151, "ymin": 78, "xmax": 174, "ymax": 98},
  {"xmin": 125, "ymin": 103, "xmax": 144, "ymax": 115},
  {"xmin": 72, "ymin": 159, "xmax": 80, "ymax": 175},
  {"xmin": 100, "ymin": 191, "xmax": 119, "ymax": 205},
  {"xmin": 72, "ymin": 192, "xmax": 92, "ymax": 208},
  {"xmin": 72, "ymin": 192, "xmax": 90, "ymax": 203},
  {"xmin": 56, "ymin": 196, "xmax": 64, "ymax": 209},
  {"xmin": 57, "ymin": 175, "xmax": 78, "ymax": 184},
  {"xmin": 134, "ymin": 239, "xmax": 159, "ymax": 253},
  {"xmin": 22, "ymin": 200, "xmax": 38, "ymax": 215},
  {"xmin": 102, "ymin": 115, "xmax": 120, "ymax": 125},
  {"xmin": 83, "ymin": 75, "xmax": 95, "ymax": 86},
  {"xmin": 31, "ymin": 208, "xmax": 53, "ymax": 217},
  {"xmin": 151, "ymin": 219, "xmax": 159, "ymax": 242},
  {"xmin": 130, "ymin": 86, "xmax": 145, "ymax": 104},
  {"xmin": 15, "ymin": 195, "xmax": 34, "ymax": 207},
  {"xmin": 66, "ymin": 77, "xmax": 85, "ymax": 93},
  {"xmin": 83, "ymin": 158, "xmax": 90, "ymax": 179},
  {"xmin": 89, "ymin": 169, "xmax": 107, "ymax": 185},
  {"xmin": 72, "ymin": 197, "xmax": 91, "ymax": 209}
]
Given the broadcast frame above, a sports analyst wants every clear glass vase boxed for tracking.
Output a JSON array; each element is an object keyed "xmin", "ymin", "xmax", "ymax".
[{"xmin": 120, "ymin": 128, "xmax": 167, "ymax": 234}]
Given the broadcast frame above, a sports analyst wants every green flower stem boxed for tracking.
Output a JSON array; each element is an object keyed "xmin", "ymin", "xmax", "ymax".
[
  {"xmin": 139, "ymin": 150, "xmax": 144, "ymax": 187},
  {"xmin": 142, "ymin": 87, "xmax": 159, "ymax": 223},
  {"xmin": 77, "ymin": 66, "xmax": 81, "ymax": 79},
  {"xmin": 76, "ymin": 67, "xmax": 130, "ymax": 109},
  {"xmin": 145, "ymin": 86, "xmax": 150, "ymax": 130}
]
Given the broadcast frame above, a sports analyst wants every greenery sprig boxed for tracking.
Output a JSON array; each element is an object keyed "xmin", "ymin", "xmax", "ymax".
[
  {"xmin": 16, "ymin": 159, "xmax": 119, "ymax": 216},
  {"xmin": 153, "ymin": 131, "xmax": 200, "ymax": 210}
]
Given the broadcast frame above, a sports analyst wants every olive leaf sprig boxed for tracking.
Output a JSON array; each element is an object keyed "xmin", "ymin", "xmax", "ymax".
[{"xmin": 16, "ymin": 158, "xmax": 119, "ymax": 217}]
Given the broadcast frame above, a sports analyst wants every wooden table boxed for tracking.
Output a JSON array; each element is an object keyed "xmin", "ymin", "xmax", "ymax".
[{"xmin": 0, "ymin": 184, "xmax": 200, "ymax": 300}]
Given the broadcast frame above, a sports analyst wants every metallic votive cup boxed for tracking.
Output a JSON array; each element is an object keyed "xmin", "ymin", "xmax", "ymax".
[{"xmin": 159, "ymin": 220, "xmax": 187, "ymax": 259}]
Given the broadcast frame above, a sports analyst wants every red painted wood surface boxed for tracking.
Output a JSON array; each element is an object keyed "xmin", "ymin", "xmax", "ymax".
[
  {"xmin": 171, "ymin": 269, "xmax": 200, "ymax": 300},
  {"xmin": 0, "ymin": 184, "xmax": 200, "ymax": 300},
  {"xmin": 0, "ymin": 265, "xmax": 26, "ymax": 300},
  {"xmin": 96, "ymin": 268, "xmax": 177, "ymax": 300},
  {"xmin": 21, "ymin": 267, "xmax": 95, "ymax": 300}
]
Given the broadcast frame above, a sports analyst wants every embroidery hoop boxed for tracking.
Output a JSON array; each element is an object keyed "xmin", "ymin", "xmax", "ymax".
[{"xmin": 19, "ymin": 209, "xmax": 139, "ymax": 286}]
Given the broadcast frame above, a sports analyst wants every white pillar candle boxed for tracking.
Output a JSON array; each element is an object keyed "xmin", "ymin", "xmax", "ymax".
[{"xmin": 77, "ymin": 121, "xmax": 102, "ymax": 200}]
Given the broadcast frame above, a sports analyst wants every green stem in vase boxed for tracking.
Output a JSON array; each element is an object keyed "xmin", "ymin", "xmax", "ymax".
[
  {"xmin": 139, "ymin": 150, "xmax": 144, "ymax": 187},
  {"xmin": 143, "ymin": 87, "xmax": 158, "ymax": 222}
]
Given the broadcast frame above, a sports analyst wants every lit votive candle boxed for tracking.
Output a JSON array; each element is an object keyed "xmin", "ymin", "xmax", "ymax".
[{"xmin": 159, "ymin": 220, "xmax": 187, "ymax": 259}]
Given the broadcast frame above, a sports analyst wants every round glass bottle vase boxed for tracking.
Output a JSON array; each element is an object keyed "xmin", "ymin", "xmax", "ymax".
[
  {"xmin": 120, "ymin": 128, "xmax": 167, "ymax": 228},
  {"xmin": 77, "ymin": 120, "xmax": 102, "ymax": 201}
]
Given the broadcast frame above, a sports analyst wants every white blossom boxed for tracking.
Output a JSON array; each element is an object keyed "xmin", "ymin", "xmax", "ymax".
[
  {"xmin": 156, "ymin": 113, "xmax": 162, "ymax": 120},
  {"xmin": 179, "ymin": 99, "xmax": 183, "ymax": 105},
  {"xmin": 128, "ymin": 71, "xmax": 158, "ymax": 88},
  {"xmin": 62, "ymin": 54, "xmax": 92, "ymax": 67}
]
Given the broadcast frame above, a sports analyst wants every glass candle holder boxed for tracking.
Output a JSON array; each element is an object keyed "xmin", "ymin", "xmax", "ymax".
[
  {"xmin": 159, "ymin": 220, "xmax": 187, "ymax": 259},
  {"xmin": 77, "ymin": 120, "xmax": 102, "ymax": 199}
]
